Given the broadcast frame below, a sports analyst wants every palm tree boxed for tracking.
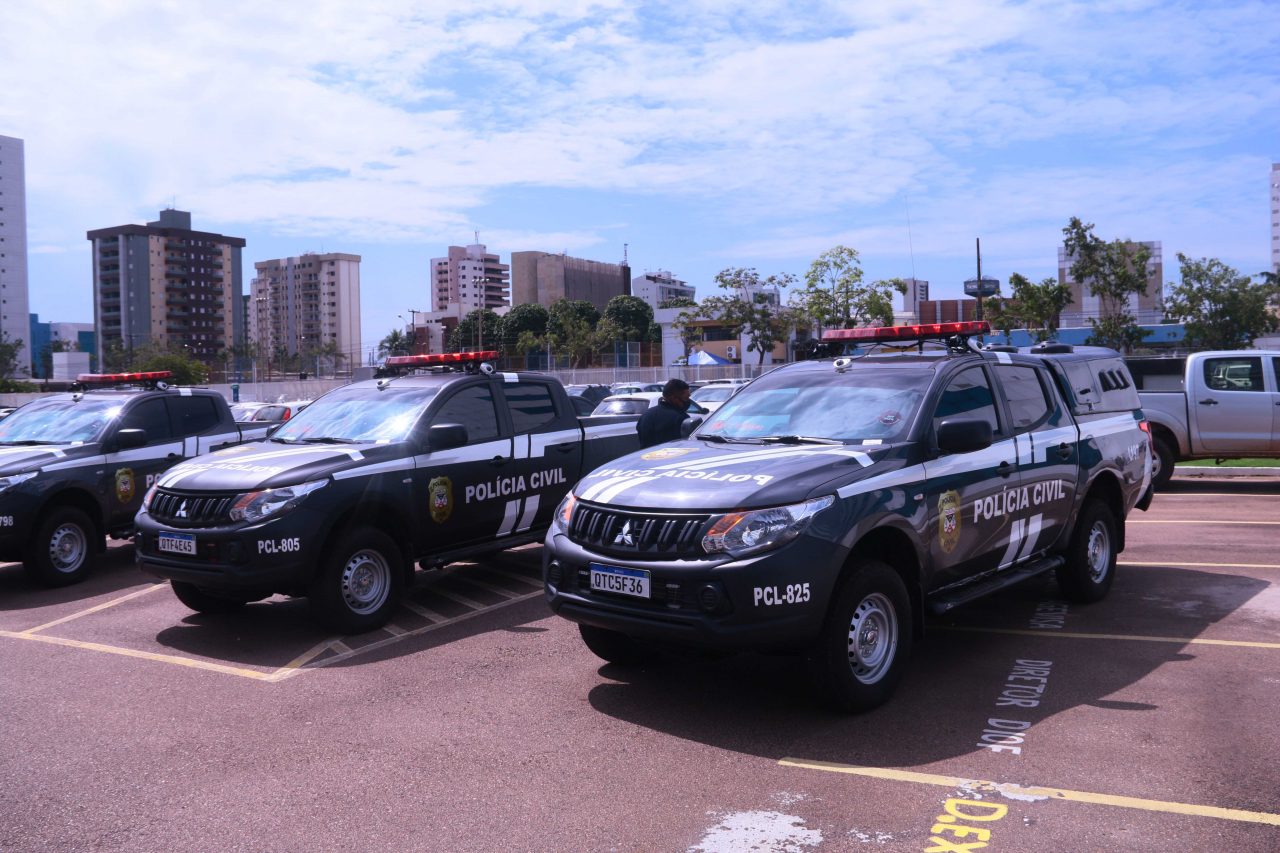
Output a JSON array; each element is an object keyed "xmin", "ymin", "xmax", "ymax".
[{"xmin": 378, "ymin": 329, "xmax": 411, "ymax": 359}]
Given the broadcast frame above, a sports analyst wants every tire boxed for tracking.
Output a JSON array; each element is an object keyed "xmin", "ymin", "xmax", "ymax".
[
  {"xmin": 807, "ymin": 561, "xmax": 913, "ymax": 713},
  {"xmin": 170, "ymin": 580, "xmax": 253, "ymax": 614},
  {"xmin": 23, "ymin": 506, "xmax": 98, "ymax": 587},
  {"xmin": 577, "ymin": 624, "xmax": 656, "ymax": 666},
  {"xmin": 1056, "ymin": 500, "xmax": 1118, "ymax": 603},
  {"xmin": 1151, "ymin": 436, "xmax": 1175, "ymax": 490},
  {"xmin": 308, "ymin": 527, "xmax": 403, "ymax": 633}
]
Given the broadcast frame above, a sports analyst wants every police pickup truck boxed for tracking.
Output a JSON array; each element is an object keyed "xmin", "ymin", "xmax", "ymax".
[
  {"xmin": 543, "ymin": 322, "xmax": 1153, "ymax": 712},
  {"xmin": 0, "ymin": 371, "xmax": 269, "ymax": 586},
  {"xmin": 134, "ymin": 352, "xmax": 640, "ymax": 632}
]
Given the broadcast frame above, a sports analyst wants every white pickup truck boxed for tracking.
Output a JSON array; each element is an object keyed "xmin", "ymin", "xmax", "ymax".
[{"xmin": 1126, "ymin": 351, "xmax": 1280, "ymax": 488}]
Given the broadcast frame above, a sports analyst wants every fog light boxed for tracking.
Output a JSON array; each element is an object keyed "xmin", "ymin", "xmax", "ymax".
[
  {"xmin": 547, "ymin": 560, "xmax": 563, "ymax": 586},
  {"xmin": 698, "ymin": 583, "xmax": 722, "ymax": 612}
]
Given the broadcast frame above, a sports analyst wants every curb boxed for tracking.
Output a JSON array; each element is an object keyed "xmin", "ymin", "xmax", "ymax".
[{"xmin": 1173, "ymin": 466, "xmax": 1280, "ymax": 479}]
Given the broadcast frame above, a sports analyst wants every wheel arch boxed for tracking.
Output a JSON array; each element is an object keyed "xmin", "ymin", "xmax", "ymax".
[
  {"xmin": 36, "ymin": 488, "xmax": 107, "ymax": 552},
  {"xmin": 1079, "ymin": 471, "xmax": 1126, "ymax": 553},
  {"xmin": 318, "ymin": 499, "xmax": 416, "ymax": 584},
  {"xmin": 842, "ymin": 523, "xmax": 925, "ymax": 640}
]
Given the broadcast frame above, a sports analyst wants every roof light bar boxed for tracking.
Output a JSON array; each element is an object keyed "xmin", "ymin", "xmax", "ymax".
[
  {"xmin": 384, "ymin": 351, "xmax": 499, "ymax": 367},
  {"xmin": 75, "ymin": 370, "xmax": 174, "ymax": 384},
  {"xmin": 821, "ymin": 321, "xmax": 990, "ymax": 343}
]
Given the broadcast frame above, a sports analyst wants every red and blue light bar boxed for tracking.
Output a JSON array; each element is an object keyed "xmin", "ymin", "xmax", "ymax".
[
  {"xmin": 384, "ymin": 351, "xmax": 499, "ymax": 367},
  {"xmin": 75, "ymin": 370, "xmax": 174, "ymax": 384},
  {"xmin": 821, "ymin": 321, "xmax": 990, "ymax": 343}
]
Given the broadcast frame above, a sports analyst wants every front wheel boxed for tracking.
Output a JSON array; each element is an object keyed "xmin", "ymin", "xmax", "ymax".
[
  {"xmin": 308, "ymin": 527, "xmax": 404, "ymax": 633},
  {"xmin": 1056, "ymin": 500, "xmax": 1117, "ymax": 603},
  {"xmin": 23, "ymin": 506, "xmax": 98, "ymax": 587},
  {"xmin": 170, "ymin": 581, "xmax": 255, "ymax": 614},
  {"xmin": 807, "ymin": 561, "xmax": 913, "ymax": 713}
]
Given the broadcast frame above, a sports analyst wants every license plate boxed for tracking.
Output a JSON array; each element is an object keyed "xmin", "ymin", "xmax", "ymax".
[
  {"xmin": 589, "ymin": 563, "xmax": 651, "ymax": 599},
  {"xmin": 158, "ymin": 531, "xmax": 197, "ymax": 555}
]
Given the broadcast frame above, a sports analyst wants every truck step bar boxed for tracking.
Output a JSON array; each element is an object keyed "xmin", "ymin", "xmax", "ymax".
[{"xmin": 927, "ymin": 556, "xmax": 1065, "ymax": 615}]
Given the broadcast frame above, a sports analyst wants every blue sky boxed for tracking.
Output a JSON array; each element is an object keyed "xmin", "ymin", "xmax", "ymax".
[{"xmin": 3, "ymin": 0, "xmax": 1278, "ymax": 361}]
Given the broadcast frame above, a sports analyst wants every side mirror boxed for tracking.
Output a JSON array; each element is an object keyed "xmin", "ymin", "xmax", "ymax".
[
  {"xmin": 680, "ymin": 416, "xmax": 704, "ymax": 438},
  {"xmin": 687, "ymin": 401, "xmax": 710, "ymax": 415},
  {"xmin": 936, "ymin": 418, "xmax": 993, "ymax": 455},
  {"xmin": 115, "ymin": 428, "xmax": 147, "ymax": 450},
  {"xmin": 427, "ymin": 423, "xmax": 468, "ymax": 452}
]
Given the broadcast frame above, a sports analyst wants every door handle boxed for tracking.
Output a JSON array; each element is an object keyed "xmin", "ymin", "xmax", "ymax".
[
  {"xmin": 997, "ymin": 461, "xmax": 1015, "ymax": 478},
  {"xmin": 490, "ymin": 455, "xmax": 508, "ymax": 467},
  {"xmin": 167, "ymin": 452, "xmax": 182, "ymax": 459},
  {"xmin": 552, "ymin": 442, "xmax": 576, "ymax": 453},
  {"xmin": 1198, "ymin": 398, "xmax": 1219, "ymax": 406},
  {"xmin": 1053, "ymin": 442, "xmax": 1072, "ymax": 459}
]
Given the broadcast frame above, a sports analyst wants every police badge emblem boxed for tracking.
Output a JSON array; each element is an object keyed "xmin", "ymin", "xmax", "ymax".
[
  {"xmin": 640, "ymin": 447, "xmax": 696, "ymax": 461},
  {"xmin": 428, "ymin": 476, "xmax": 453, "ymax": 523},
  {"xmin": 938, "ymin": 489, "xmax": 961, "ymax": 554},
  {"xmin": 115, "ymin": 468, "xmax": 136, "ymax": 504}
]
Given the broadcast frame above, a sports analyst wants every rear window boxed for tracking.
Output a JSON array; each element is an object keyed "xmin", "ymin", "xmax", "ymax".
[{"xmin": 1057, "ymin": 357, "xmax": 1140, "ymax": 414}]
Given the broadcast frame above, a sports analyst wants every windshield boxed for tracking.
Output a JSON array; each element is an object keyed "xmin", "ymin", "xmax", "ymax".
[
  {"xmin": 271, "ymin": 387, "xmax": 439, "ymax": 443},
  {"xmin": 0, "ymin": 397, "xmax": 121, "ymax": 444},
  {"xmin": 698, "ymin": 368, "xmax": 930, "ymax": 443},
  {"xmin": 592, "ymin": 398, "xmax": 651, "ymax": 415},
  {"xmin": 692, "ymin": 386, "xmax": 735, "ymax": 403}
]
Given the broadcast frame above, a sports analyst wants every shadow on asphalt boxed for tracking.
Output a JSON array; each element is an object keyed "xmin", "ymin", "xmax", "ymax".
[
  {"xmin": 584, "ymin": 566, "xmax": 1269, "ymax": 765},
  {"xmin": 0, "ymin": 543, "xmax": 150, "ymax": 612}
]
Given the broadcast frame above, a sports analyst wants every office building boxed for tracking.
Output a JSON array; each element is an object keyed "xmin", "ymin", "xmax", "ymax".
[
  {"xmin": 0, "ymin": 135, "xmax": 31, "ymax": 377},
  {"xmin": 248, "ymin": 252, "xmax": 362, "ymax": 364},
  {"xmin": 431, "ymin": 244, "xmax": 509, "ymax": 311},
  {"xmin": 1057, "ymin": 240, "xmax": 1164, "ymax": 326},
  {"xmin": 86, "ymin": 209, "xmax": 245, "ymax": 365},
  {"xmin": 630, "ymin": 269, "xmax": 694, "ymax": 308},
  {"xmin": 510, "ymin": 251, "xmax": 629, "ymax": 313},
  {"xmin": 29, "ymin": 314, "xmax": 94, "ymax": 378}
]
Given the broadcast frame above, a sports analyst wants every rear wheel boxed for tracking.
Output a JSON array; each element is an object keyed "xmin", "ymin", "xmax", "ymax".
[
  {"xmin": 308, "ymin": 527, "xmax": 403, "ymax": 633},
  {"xmin": 170, "ymin": 581, "xmax": 254, "ymax": 614},
  {"xmin": 1151, "ymin": 436, "xmax": 1175, "ymax": 490},
  {"xmin": 577, "ymin": 624, "xmax": 656, "ymax": 666},
  {"xmin": 808, "ymin": 561, "xmax": 912, "ymax": 713},
  {"xmin": 1056, "ymin": 500, "xmax": 1117, "ymax": 603},
  {"xmin": 23, "ymin": 506, "xmax": 98, "ymax": 587}
]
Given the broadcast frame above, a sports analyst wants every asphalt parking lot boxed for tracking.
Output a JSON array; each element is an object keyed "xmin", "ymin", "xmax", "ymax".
[{"xmin": 2, "ymin": 475, "xmax": 1278, "ymax": 852}]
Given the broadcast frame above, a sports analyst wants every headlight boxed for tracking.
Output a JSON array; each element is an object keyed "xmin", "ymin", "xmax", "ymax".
[
  {"xmin": 554, "ymin": 492, "xmax": 577, "ymax": 529},
  {"xmin": 141, "ymin": 482, "xmax": 159, "ymax": 511},
  {"xmin": 229, "ymin": 479, "xmax": 328, "ymax": 523},
  {"xmin": 0, "ymin": 471, "xmax": 37, "ymax": 492},
  {"xmin": 702, "ymin": 495, "xmax": 834, "ymax": 558}
]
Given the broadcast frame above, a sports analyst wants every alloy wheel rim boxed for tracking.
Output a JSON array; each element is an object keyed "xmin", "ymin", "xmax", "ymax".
[
  {"xmin": 847, "ymin": 592, "xmax": 898, "ymax": 685},
  {"xmin": 340, "ymin": 549, "xmax": 391, "ymax": 615}
]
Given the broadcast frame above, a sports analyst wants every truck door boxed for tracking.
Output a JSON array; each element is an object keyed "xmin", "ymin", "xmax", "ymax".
[
  {"xmin": 1192, "ymin": 354, "xmax": 1271, "ymax": 452},
  {"xmin": 1273, "ymin": 358, "xmax": 1280, "ymax": 451},
  {"xmin": 993, "ymin": 362, "xmax": 1078, "ymax": 561},
  {"xmin": 922, "ymin": 364, "xmax": 1021, "ymax": 588},
  {"xmin": 500, "ymin": 379, "xmax": 583, "ymax": 537},
  {"xmin": 105, "ymin": 397, "xmax": 182, "ymax": 529},
  {"xmin": 413, "ymin": 382, "xmax": 510, "ymax": 546}
]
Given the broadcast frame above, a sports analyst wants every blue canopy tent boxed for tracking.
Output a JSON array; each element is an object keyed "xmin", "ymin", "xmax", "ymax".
[{"xmin": 687, "ymin": 349, "xmax": 731, "ymax": 365}]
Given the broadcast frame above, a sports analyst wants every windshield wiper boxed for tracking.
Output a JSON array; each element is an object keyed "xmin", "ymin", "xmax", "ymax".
[
  {"xmin": 268, "ymin": 436, "xmax": 299, "ymax": 443},
  {"xmin": 758, "ymin": 435, "xmax": 843, "ymax": 445},
  {"xmin": 695, "ymin": 434, "xmax": 762, "ymax": 444},
  {"xmin": 300, "ymin": 436, "xmax": 359, "ymax": 444},
  {"xmin": 0, "ymin": 440, "xmax": 61, "ymax": 446}
]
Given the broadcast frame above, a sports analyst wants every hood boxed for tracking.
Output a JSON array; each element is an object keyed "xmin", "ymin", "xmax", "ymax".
[
  {"xmin": 573, "ymin": 439, "xmax": 891, "ymax": 511},
  {"xmin": 0, "ymin": 443, "xmax": 98, "ymax": 475},
  {"xmin": 155, "ymin": 440, "xmax": 405, "ymax": 492}
]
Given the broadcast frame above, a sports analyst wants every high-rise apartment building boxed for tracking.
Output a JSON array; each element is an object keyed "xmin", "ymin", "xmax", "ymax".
[
  {"xmin": 1057, "ymin": 240, "xmax": 1164, "ymax": 326},
  {"xmin": 0, "ymin": 135, "xmax": 32, "ymax": 376},
  {"xmin": 248, "ymin": 252, "xmax": 361, "ymax": 364},
  {"xmin": 631, "ymin": 269, "xmax": 694, "ymax": 308},
  {"xmin": 1270, "ymin": 163, "xmax": 1279, "ymax": 272},
  {"xmin": 431, "ymin": 244, "xmax": 510, "ymax": 311},
  {"xmin": 87, "ymin": 209, "xmax": 245, "ymax": 365},
  {"xmin": 510, "ymin": 251, "xmax": 630, "ymax": 313}
]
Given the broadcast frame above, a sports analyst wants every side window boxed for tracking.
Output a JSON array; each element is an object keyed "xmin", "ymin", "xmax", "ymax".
[
  {"xmin": 506, "ymin": 383, "xmax": 557, "ymax": 433},
  {"xmin": 996, "ymin": 364, "xmax": 1052, "ymax": 432},
  {"xmin": 1273, "ymin": 357, "xmax": 1280, "ymax": 391},
  {"xmin": 172, "ymin": 396, "xmax": 221, "ymax": 435},
  {"xmin": 933, "ymin": 366, "xmax": 1000, "ymax": 436},
  {"xmin": 119, "ymin": 398, "xmax": 172, "ymax": 442},
  {"xmin": 1203, "ymin": 356, "xmax": 1264, "ymax": 392},
  {"xmin": 432, "ymin": 385, "xmax": 500, "ymax": 443}
]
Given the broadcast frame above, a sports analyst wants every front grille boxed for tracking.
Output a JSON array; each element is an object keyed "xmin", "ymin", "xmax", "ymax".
[
  {"xmin": 568, "ymin": 502, "xmax": 709, "ymax": 557},
  {"xmin": 149, "ymin": 489, "xmax": 238, "ymax": 528}
]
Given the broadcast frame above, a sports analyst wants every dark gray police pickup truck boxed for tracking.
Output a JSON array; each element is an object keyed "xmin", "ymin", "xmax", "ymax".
[
  {"xmin": 543, "ymin": 322, "xmax": 1154, "ymax": 712},
  {"xmin": 135, "ymin": 352, "xmax": 640, "ymax": 632},
  {"xmin": 0, "ymin": 371, "xmax": 269, "ymax": 586}
]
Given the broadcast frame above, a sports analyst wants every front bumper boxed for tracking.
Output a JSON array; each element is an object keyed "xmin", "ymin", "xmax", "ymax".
[
  {"xmin": 134, "ymin": 508, "xmax": 322, "ymax": 595},
  {"xmin": 542, "ymin": 528, "xmax": 844, "ymax": 653}
]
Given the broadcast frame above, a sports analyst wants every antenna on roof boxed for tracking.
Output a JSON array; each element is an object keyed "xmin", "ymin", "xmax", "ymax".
[{"xmin": 474, "ymin": 230, "xmax": 479, "ymax": 243}]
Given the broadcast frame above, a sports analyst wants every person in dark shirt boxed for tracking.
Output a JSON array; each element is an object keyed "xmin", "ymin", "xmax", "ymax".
[{"xmin": 637, "ymin": 379, "xmax": 692, "ymax": 448}]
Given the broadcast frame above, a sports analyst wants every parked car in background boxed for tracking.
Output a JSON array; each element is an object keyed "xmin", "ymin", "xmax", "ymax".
[
  {"xmin": 564, "ymin": 384, "xmax": 611, "ymax": 406},
  {"xmin": 690, "ymin": 383, "xmax": 738, "ymax": 413},
  {"xmin": 590, "ymin": 393, "xmax": 710, "ymax": 417},
  {"xmin": 0, "ymin": 406, "xmax": 16, "ymax": 420},
  {"xmin": 568, "ymin": 395, "xmax": 596, "ymax": 416},
  {"xmin": 245, "ymin": 400, "xmax": 311, "ymax": 423},
  {"xmin": 230, "ymin": 402, "xmax": 270, "ymax": 422},
  {"xmin": 609, "ymin": 383, "xmax": 645, "ymax": 396}
]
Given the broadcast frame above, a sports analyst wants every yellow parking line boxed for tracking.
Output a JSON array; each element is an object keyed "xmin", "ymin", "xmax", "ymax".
[
  {"xmin": 1129, "ymin": 520, "xmax": 1280, "ymax": 525},
  {"xmin": 778, "ymin": 759, "xmax": 1280, "ymax": 826},
  {"xmin": 940, "ymin": 625, "xmax": 1280, "ymax": 649},
  {"xmin": 20, "ymin": 584, "xmax": 169, "ymax": 635},
  {"xmin": 1122, "ymin": 560, "xmax": 1280, "ymax": 570},
  {"xmin": 0, "ymin": 629, "xmax": 275, "ymax": 680},
  {"xmin": 269, "ymin": 638, "xmax": 344, "ymax": 677}
]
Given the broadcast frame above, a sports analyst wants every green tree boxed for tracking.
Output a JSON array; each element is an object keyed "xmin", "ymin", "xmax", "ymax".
[
  {"xmin": 700, "ymin": 268, "xmax": 797, "ymax": 365},
  {"xmin": 657, "ymin": 296, "xmax": 697, "ymax": 309},
  {"xmin": 1164, "ymin": 255, "xmax": 1280, "ymax": 349},
  {"xmin": 0, "ymin": 331, "xmax": 28, "ymax": 382},
  {"xmin": 794, "ymin": 246, "xmax": 906, "ymax": 331},
  {"xmin": 545, "ymin": 299, "xmax": 600, "ymax": 368},
  {"xmin": 982, "ymin": 294, "xmax": 1020, "ymax": 342},
  {"xmin": 499, "ymin": 303, "xmax": 550, "ymax": 356},
  {"xmin": 378, "ymin": 328, "xmax": 411, "ymax": 359},
  {"xmin": 1062, "ymin": 217, "xmax": 1153, "ymax": 353},
  {"xmin": 602, "ymin": 295, "xmax": 654, "ymax": 341},
  {"xmin": 449, "ymin": 309, "xmax": 503, "ymax": 353},
  {"xmin": 1004, "ymin": 273, "xmax": 1074, "ymax": 341}
]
